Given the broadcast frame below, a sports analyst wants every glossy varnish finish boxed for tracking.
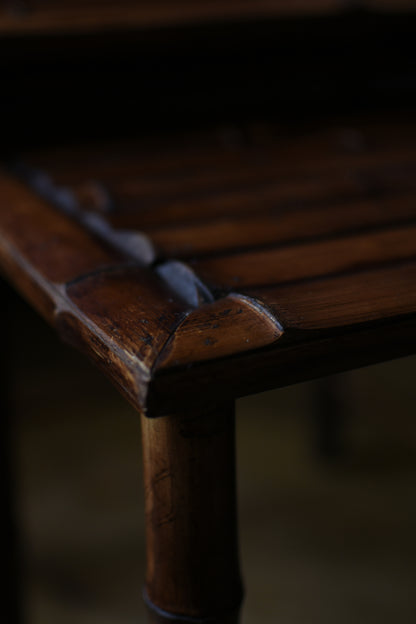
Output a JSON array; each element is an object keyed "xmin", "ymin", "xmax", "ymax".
[
  {"xmin": 141, "ymin": 403, "xmax": 243, "ymax": 620},
  {"xmin": 5, "ymin": 114, "xmax": 415, "ymax": 411}
]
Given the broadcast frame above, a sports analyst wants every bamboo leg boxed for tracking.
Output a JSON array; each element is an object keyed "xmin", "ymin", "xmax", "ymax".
[{"xmin": 141, "ymin": 402, "xmax": 243, "ymax": 623}]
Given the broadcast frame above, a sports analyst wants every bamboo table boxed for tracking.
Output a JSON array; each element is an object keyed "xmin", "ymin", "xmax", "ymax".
[{"xmin": 1, "ymin": 113, "xmax": 416, "ymax": 623}]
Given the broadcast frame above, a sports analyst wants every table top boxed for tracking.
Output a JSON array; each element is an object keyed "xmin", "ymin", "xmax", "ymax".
[
  {"xmin": 1, "ymin": 113, "xmax": 415, "ymax": 415},
  {"xmin": 1, "ymin": 1, "xmax": 414, "ymax": 36}
]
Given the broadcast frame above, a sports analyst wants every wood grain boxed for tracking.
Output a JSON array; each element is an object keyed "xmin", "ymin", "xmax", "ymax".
[
  {"xmin": 250, "ymin": 262, "xmax": 416, "ymax": 330},
  {"xmin": 70, "ymin": 166, "xmax": 416, "ymax": 231},
  {"xmin": 24, "ymin": 115, "xmax": 416, "ymax": 199},
  {"xmin": 157, "ymin": 293, "xmax": 283, "ymax": 370},
  {"xmin": 64, "ymin": 267, "xmax": 189, "ymax": 369},
  {"xmin": 192, "ymin": 224, "xmax": 416, "ymax": 289},
  {"xmin": 148, "ymin": 197, "xmax": 416, "ymax": 258},
  {"xmin": 2, "ymin": 8, "xmax": 416, "ymax": 624},
  {"xmin": 151, "ymin": 264, "xmax": 416, "ymax": 409},
  {"xmin": 149, "ymin": 314, "xmax": 416, "ymax": 415},
  {"xmin": 0, "ymin": 172, "xmax": 122, "ymax": 284},
  {"xmin": 0, "ymin": 172, "xmax": 191, "ymax": 411},
  {"xmin": 2, "ymin": 115, "xmax": 416, "ymax": 413},
  {"xmin": 141, "ymin": 402, "xmax": 243, "ymax": 619}
]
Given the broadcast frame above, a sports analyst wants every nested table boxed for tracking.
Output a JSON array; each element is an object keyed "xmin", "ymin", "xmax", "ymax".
[
  {"xmin": 0, "ymin": 0, "xmax": 411, "ymax": 35},
  {"xmin": 1, "ymin": 113, "xmax": 416, "ymax": 623}
]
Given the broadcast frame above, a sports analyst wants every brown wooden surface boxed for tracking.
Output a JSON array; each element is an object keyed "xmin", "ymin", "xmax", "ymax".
[
  {"xmin": 1, "ymin": 16, "xmax": 416, "ymax": 622},
  {"xmin": 1, "ymin": 114, "xmax": 416, "ymax": 414},
  {"xmin": 1, "ymin": 0, "xmax": 415, "ymax": 36},
  {"xmin": 157, "ymin": 294, "xmax": 283, "ymax": 370},
  {"xmin": 141, "ymin": 402, "xmax": 243, "ymax": 620},
  {"xmin": 0, "ymin": 173, "xmax": 189, "ymax": 410}
]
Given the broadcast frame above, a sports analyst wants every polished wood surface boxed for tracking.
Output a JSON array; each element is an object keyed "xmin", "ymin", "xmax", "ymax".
[
  {"xmin": 1, "ymin": 113, "xmax": 415, "ymax": 415},
  {"xmin": 141, "ymin": 402, "xmax": 243, "ymax": 621},
  {"xmin": 2, "ymin": 3, "xmax": 415, "ymax": 623}
]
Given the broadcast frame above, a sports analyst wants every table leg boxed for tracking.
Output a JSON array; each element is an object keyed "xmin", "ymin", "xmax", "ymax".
[{"xmin": 141, "ymin": 402, "xmax": 243, "ymax": 623}]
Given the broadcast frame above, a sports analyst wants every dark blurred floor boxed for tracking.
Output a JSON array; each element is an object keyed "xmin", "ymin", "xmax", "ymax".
[{"xmin": 6, "ymin": 288, "xmax": 416, "ymax": 624}]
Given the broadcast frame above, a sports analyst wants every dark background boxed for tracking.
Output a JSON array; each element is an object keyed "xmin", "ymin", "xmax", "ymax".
[
  {"xmin": 2, "ymin": 9, "xmax": 416, "ymax": 152},
  {"xmin": 2, "ymin": 3, "xmax": 416, "ymax": 622}
]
